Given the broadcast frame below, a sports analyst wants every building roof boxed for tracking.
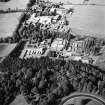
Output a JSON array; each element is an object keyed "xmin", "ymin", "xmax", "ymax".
[{"xmin": 51, "ymin": 38, "xmax": 67, "ymax": 51}]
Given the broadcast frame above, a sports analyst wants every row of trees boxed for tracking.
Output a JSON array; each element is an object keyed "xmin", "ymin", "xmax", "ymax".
[
  {"xmin": 0, "ymin": 56, "xmax": 105, "ymax": 105},
  {"xmin": 20, "ymin": 23, "xmax": 75, "ymax": 41},
  {"xmin": 0, "ymin": 0, "xmax": 10, "ymax": 2}
]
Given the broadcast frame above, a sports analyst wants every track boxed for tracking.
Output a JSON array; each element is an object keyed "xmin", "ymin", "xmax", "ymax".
[{"xmin": 60, "ymin": 92, "xmax": 105, "ymax": 105}]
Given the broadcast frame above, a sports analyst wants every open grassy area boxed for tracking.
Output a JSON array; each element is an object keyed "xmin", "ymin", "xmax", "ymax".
[
  {"xmin": 0, "ymin": 43, "xmax": 17, "ymax": 57},
  {"xmin": 47, "ymin": 0, "xmax": 105, "ymax": 38},
  {"xmin": 67, "ymin": 5, "xmax": 105, "ymax": 38},
  {"xmin": 0, "ymin": 0, "xmax": 30, "ymax": 38}
]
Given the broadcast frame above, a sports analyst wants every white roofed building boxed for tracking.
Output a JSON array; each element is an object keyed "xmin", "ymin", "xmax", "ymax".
[
  {"xmin": 51, "ymin": 38, "xmax": 67, "ymax": 51},
  {"xmin": 27, "ymin": 14, "xmax": 53, "ymax": 25},
  {"xmin": 20, "ymin": 39, "xmax": 51, "ymax": 59},
  {"xmin": 56, "ymin": 8, "xmax": 67, "ymax": 15},
  {"xmin": 39, "ymin": 16, "xmax": 52, "ymax": 25}
]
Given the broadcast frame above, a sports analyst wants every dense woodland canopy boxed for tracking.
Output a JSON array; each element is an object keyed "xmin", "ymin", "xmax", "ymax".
[{"xmin": 0, "ymin": 56, "xmax": 105, "ymax": 105}]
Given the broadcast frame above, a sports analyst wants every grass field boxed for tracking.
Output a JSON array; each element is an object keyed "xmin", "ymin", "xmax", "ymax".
[
  {"xmin": 48, "ymin": 0, "xmax": 105, "ymax": 38},
  {"xmin": 66, "ymin": 5, "xmax": 105, "ymax": 38},
  {"xmin": 0, "ymin": 0, "xmax": 30, "ymax": 38},
  {"xmin": 0, "ymin": 43, "xmax": 17, "ymax": 57}
]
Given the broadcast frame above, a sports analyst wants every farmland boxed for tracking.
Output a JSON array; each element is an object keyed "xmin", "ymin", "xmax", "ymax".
[{"xmin": 0, "ymin": 0, "xmax": 30, "ymax": 38}]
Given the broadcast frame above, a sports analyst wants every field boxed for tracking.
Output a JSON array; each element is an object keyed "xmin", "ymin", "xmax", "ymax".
[
  {"xmin": 10, "ymin": 95, "xmax": 30, "ymax": 105},
  {"xmin": 48, "ymin": 0, "xmax": 105, "ymax": 38},
  {"xmin": 0, "ymin": 0, "xmax": 30, "ymax": 38},
  {"xmin": 48, "ymin": 0, "xmax": 105, "ymax": 5},
  {"xmin": 66, "ymin": 5, "xmax": 105, "ymax": 38},
  {"xmin": 0, "ymin": 43, "xmax": 17, "ymax": 57},
  {"xmin": 0, "ymin": 0, "xmax": 105, "ymax": 105}
]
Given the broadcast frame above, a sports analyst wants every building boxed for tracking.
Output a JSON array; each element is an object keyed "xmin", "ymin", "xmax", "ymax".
[
  {"xmin": 73, "ymin": 56, "xmax": 82, "ymax": 61},
  {"xmin": 68, "ymin": 40, "xmax": 85, "ymax": 56},
  {"xmin": 56, "ymin": 8, "xmax": 67, "ymax": 15},
  {"xmin": 20, "ymin": 39, "xmax": 51, "ymax": 59},
  {"xmin": 27, "ymin": 14, "xmax": 53, "ymax": 25},
  {"xmin": 51, "ymin": 38, "xmax": 67, "ymax": 51},
  {"xmin": 62, "ymin": 50, "xmax": 73, "ymax": 57},
  {"xmin": 81, "ymin": 57, "xmax": 93, "ymax": 64},
  {"xmin": 52, "ymin": 15, "xmax": 61, "ymax": 23},
  {"xmin": 21, "ymin": 47, "xmax": 45, "ymax": 59},
  {"xmin": 20, "ymin": 44, "xmax": 46, "ymax": 59},
  {"xmin": 39, "ymin": 16, "xmax": 53, "ymax": 25},
  {"xmin": 27, "ymin": 13, "xmax": 39, "ymax": 25}
]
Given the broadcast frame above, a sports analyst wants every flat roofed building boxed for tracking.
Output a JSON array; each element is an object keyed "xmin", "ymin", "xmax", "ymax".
[
  {"xmin": 62, "ymin": 50, "xmax": 73, "ymax": 57},
  {"xmin": 20, "ymin": 46, "xmax": 46, "ymax": 59},
  {"xmin": 23, "ymin": 47, "xmax": 44, "ymax": 59},
  {"xmin": 81, "ymin": 57, "xmax": 92, "ymax": 64},
  {"xmin": 20, "ymin": 39, "xmax": 51, "ymax": 59},
  {"xmin": 27, "ymin": 15, "xmax": 53, "ymax": 25},
  {"xmin": 56, "ymin": 8, "xmax": 67, "ymax": 15},
  {"xmin": 73, "ymin": 56, "xmax": 82, "ymax": 61},
  {"xmin": 51, "ymin": 38, "xmax": 67, "ymax": 51},
  {"xmin": 39, "ymin": 16, "xmax": 52, "ymax": 25}
]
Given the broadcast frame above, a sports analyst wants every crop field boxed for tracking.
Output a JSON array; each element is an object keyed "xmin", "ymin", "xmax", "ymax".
[{"xmin": 0, "ymin": 0, "xmax": 30, "ymax": 38}]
